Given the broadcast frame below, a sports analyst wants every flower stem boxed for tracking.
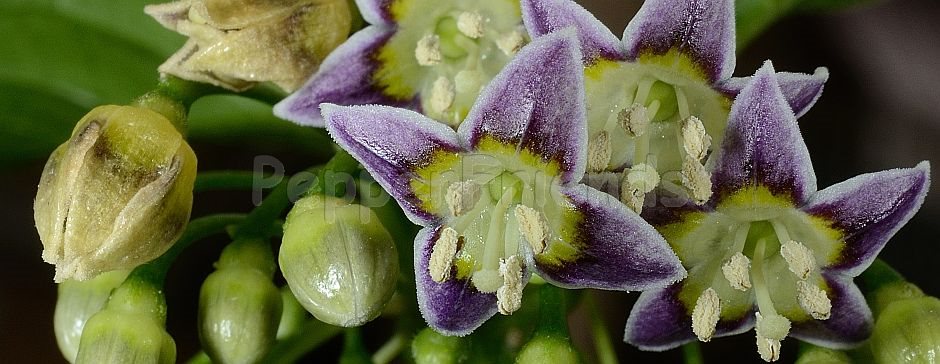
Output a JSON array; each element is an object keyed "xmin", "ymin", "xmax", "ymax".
[
  {"xmin": 587, "ymin": 292, "xmax": 619, "ymax": 364},
  {"xmin": 194, "ymin": 170, "xmax": 261, "ymax": 192},
  {"xmin": 126, "ymin": 213, "xmax": 247, "ymax": 287},
  {"xmin": 262, "ymin": 320, "xmax": 343, "ymax": 364},
  {"xmin": 682, "ymin": 341, "xmax": 705, "ymax": 364},
  {"xmin": 372, "ymin": 332, "xmax": 407, "ymax": 364}
]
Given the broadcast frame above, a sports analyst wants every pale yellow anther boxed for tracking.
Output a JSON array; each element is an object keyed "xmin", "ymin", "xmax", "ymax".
[
  {"xmin": 618, "ymin": 103, "xmax": 650, "ymax": 137},
  {"xmin": 497, "ymin": 255, "xmax": 524, "ymax": 315},
  {"xmin": 620, "ymin": 185, "xmax": 645, "ymax": 214},
  {"xmin": 496, "ymin": 29, "xmax": 525, "ymax": 56},
  {"xmin": 692, "ymin": 288, "xmax": 721, "ymax": 342},
  {"xmin": 415, "ymin": 34, "xmax": 442, "ymax": 66},
  {"xmin": 454, "ymin": 69, "xmax": 483, "ymax": 94},
  {"xmin": 445, "ymin": 181, "xmax": 480, "ymax": 217},
  {"xmin": 429, "ymin": 76, "xmax": 455, "ymax": 114},
  {"xmin": 756, "ymin": 332, "xmax": 782, "ymax": 362},
  {"xmin": 587, "ymin": 131, "xmax": 612, "ymax": 172},
  {"xmin": 780, "ymin": 240, "xmax": 816, "ymax": 280},
  {"xmin": 626, "ymin": 163, "xmax": 660, "ymax": 194},
  {"xmin": 721, "ymin": 252, "xmax": 752, "ymax": 291},
  {"xmin": 797, "ymin": 281, "xmax": 832, "ymax": 320},
  {"xmin": 456, "ymin": 12, "xmax": 485, "ymax": 39},
  {"xmin": 754, "ymin": 312, "xmax": 789, "ymax": 362},
  {"xmin": 681, "ymin": 156, "xmax": 713, "ymax": 204},
  {"xmin": 429, "ymin": 227, "xmax": 459, "ymax": 282},
  {"xmin": 682, "ymin": 116, "xmax": 712, "ymax": 161},
  {"xmin": 514, "ymin": 205, "xmax": 548, "ymax": 254}
]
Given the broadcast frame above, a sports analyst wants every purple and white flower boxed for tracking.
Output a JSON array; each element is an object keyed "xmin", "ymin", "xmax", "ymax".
[
  {"xmin": 522, "ymin": 0, "xmax": 829, "ymax": 211},
  {"xmin": 276, "ymin": 0, "xmax": 529, "ymax": 127},
  {"xmin": 322, "ymin": 31, "xmax": 686, "ymax": 336},
  {"xmin": 623, "ymin": 62, "xmax": 930, "ymax": 362}
]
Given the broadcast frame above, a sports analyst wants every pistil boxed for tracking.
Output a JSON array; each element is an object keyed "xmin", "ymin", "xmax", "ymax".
[
  {"xmin": 751, "ymin": 238, "xmax": 792, "ymax": 362},
  {"xmin": 472, "ymin": 188, "xmax": 516, "ymax": 293}
]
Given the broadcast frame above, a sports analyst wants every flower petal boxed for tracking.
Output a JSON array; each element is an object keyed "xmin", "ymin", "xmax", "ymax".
[
  {"xmin": 274, "ymin": 26, "xmax": 418, "ymax": 126},
  {"xmin": 718, "ymin": 67, "xmax": 830, "ymax": 118},
  {"xmin": 712, "ymin": 61, "xmax": 817, "ymax": 206},
  {"xmin": 415, "ymin": 226, "xmax": 498, "ymax": 336},
  {"xmin": 624, "ymin": 284, "xmax": 754, "ymax": 351},
  {"xmin": 354, "ymin": 0, "xmax": 394, "ymax": 25},
  {"xmin": 622, "ymin": 0, "xmax": 735, "ymax": 83},
  {"xmin": 804, "ymin": 162, "xmax": 930, "ymax": 275},
  {"xmin": 520, "ymin": 0, "xmax": 625, "ymax": 63},
  {"xmin": 790, "ymin": 274, "xmax": 873, "ymax": 348},
  {"xmin": 458, "ymin": 29, "xmax": 587, "ymax": 184},
  {"xmin": 530, "ymin": 184, "xmax": 686, "ymax": 291},
  {"xmin": 322, "ymin": 104, "xmax": 463, "ymax": 225}
]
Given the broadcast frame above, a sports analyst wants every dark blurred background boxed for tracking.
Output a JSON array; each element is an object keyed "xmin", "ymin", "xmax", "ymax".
[{"xmin": 1, "ymin": 0, "xmax": 938, "ymax": 362}]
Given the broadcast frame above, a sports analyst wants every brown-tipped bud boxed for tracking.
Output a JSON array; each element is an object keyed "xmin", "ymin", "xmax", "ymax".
[
  {"xmin": 280, "ymin": 196, "xmax": 399, "ymax": 327},
  {"xmin": 145, "ymin": 0, "xmax": 352, "ymax": 92},
  {"xmin": 35, "ymin": 105, "xmax": 196, "ymax": 282}
]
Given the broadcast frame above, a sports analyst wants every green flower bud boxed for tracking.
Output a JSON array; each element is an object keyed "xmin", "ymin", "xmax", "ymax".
[
  {"xmin": 75, "ymin": 278, "xmax": 176, "ymax": 364},
  {"xmin": 54, "ymin": 270, "xmax": 129, "ymax": 363},
  {"xmin": 280, "ymin": 195, "xmax": 399, "ymax": 327},
  {"xmin": 870, "ymin": 296, "xmax": 940, "ymax": 364},
  {"xmin": 795, "ymin": 346, "xmax": 851, "ymax": 364},
  {"xmin": 515, "ymin": 335, "xmax": 579, "ymax": 364},
  {"xmin": 412, "ymin": 327, "xmax": 469, "ymax": 364},
  {"xmin": 870, "ymin": 281, "xmax": 925, "ymax": 318},
  {"xmin": 35, "ymin": 105, "xmax": 197, "ymax": 282},
  {"xmin": 199, "ymin": 239, "xmax": 282, "ymax": 364}
]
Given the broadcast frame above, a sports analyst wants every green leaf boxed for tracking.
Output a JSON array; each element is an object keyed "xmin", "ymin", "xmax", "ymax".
[{"xmin": 0, "ymin": 0, "xmax": 183, "ymax": 166}]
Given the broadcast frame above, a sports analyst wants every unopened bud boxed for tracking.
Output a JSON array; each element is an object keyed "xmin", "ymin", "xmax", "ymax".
[
  {"xmin": 199, "ymin": 239, "xmax": 282, "ymax": 364},
  {"xmin": 795, "ymin": 345, "xmax": 851, "ymax": 364},
  {"xmin": 280, "ymin": 196, "xmax": 399, "ymax": 327},
  {"xmin": 54, "ymin": 270, "xmax": 129, "ymax": 363},
  {"xmin": 516, "ymin": 335, "xmax": 580, "ymax": 364},
  {"xmin": 412, "ymin": 328, "xmax": 469, "ymax": 364},
  {"xmin": 75, "ymin": 278, "xmax": 175, "ymax": 364},
  {"xmin": 145, "ymin": 0, "xmax": 352, "ymax": 91},
  {"xmin": 35, "ymin": 105, "xmax": 197, "ymax": 282},
  {"xmin": 870, "ymin": 296, "xmax": 940, "ymax": 364}
]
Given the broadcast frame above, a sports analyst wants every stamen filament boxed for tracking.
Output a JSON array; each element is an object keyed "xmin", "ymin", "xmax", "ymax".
[{"xmin": 674, "ymin": 85, "xmax": 691, "ymax": 120}]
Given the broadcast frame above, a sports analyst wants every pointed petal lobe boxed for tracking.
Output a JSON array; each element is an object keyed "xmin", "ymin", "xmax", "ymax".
[
  {"xmin": 354, "ymin": 0, "xmax": 394, "ymax": 25},
  {"xmin": 712, "ymin": 61, "xmax": 817, "ymax": 205},
  {"xmin": 718, "ymin": 67, "xmax": 830, "ymax": 118},
  {"xmin": 624, "ymin": 284, "xmax": 754, "ymax": 351},
  {"xmin": 323, "ymin": 104, "xmax": 462, "ymax": 225},
  {"xmin": 531, "ymin": 185, "xmax": 686, "ymax": 291},
  {"xmin": 415, "ymin": 226, "xmax": 498, "ymax": 336},
  {"xmin": 804, "ymin": 162, "xmax": 930, "ymax": 275},
  {"xmin": 790, "ymin": 274, "xmax": 873, "ymax": 348},
  {"xmin": 622, "ymin": 0, "xmax": 735, "ymax": 82},
  {"xmin": 275, "ymin": 26, "xmax": 418, "ymax": 126},
  {"xmin": 521, "ymin": 0, "xmax": 625, "ymax": 63},
  {"xmin": 459, "ymin": 30, "xmax": 587, "ymax": 184}
]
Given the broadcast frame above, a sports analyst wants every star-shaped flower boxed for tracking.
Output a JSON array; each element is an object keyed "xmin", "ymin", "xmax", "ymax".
[
  {"xmin": 521, "ymin": 0, "xmax": 830, "ymax": 211},
  {"xmin": 623, "ymin": 62, "xmax": 930, "ymax": 362},
  {"xmin": 145, "ymin": 0, "xmax": 351, "ymax": 92},
  {"xmin": 323, "ymin": 31, "xmax": 686, "ymax": 335},
  {"xmin": 275, "ymin": 0, "xmax": 531, "ymax": 127}
]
